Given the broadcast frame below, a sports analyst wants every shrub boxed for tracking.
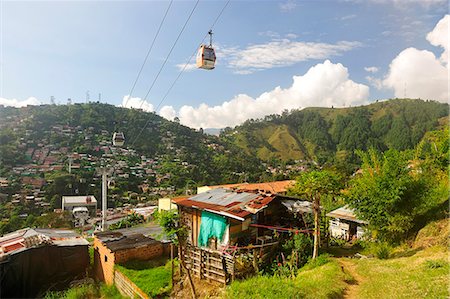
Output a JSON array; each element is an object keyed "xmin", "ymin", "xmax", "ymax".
[
  {"xmin": 362, "ymin": 241, "xmax": 391, "ymax": 259},
  {"xmin": 373, "ymin": 242, "xmax": 391, "ymax": 259},
  {"xmin": 424, "ymin": 259, "xmax": 446, "ymax": 269},
  {"xmin": 301, "ymin": 254, "xmax": 331, "ymax": 271},
  {"xmin": 329, "ymin": 237, "xmax": 347, "ymax": 247}
]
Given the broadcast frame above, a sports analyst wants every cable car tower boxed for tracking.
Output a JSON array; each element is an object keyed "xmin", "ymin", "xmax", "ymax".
[{"xmin": 196, "ymin": 30, "xmax": 216, "ymax": 70}]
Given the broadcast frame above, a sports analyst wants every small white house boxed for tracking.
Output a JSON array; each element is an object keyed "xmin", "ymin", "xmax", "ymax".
[
  {"xmin": 326, "ymin": 206, "xmax": 367, "ymax": 241},
  {"xmin": 62, "ymin": 195, "xmax": 97, "ymax": 216}
]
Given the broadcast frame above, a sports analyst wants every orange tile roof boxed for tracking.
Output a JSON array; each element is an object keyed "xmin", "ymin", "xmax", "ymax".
[{"xmin": 205, "ymin": 180, "xmax": 295, "ymax": 194}]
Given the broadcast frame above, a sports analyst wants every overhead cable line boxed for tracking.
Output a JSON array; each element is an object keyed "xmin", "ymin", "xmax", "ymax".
[
  {"xmin": 122, "ymin": 0, "xmax": 174, "ymax": 109},
  {"xmin": 131, "ymin": 0, "xmax": 231, "ymax": 147},
  {"xmin": 137, "ymin": 0, "xmax": 200, "ymax": 110}
]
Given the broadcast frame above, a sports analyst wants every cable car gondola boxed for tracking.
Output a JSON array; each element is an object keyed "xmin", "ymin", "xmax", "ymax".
[
  {"xmin": 112, "ymin": 132, "xmax": 125, "ymax": 147},
  {"xmin": 196, "ymin": 30, "xmax": 216, "ymax": 70}
]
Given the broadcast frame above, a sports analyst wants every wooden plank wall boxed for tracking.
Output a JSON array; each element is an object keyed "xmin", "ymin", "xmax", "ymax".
[{"xmin": 184, "ymin": 245, "xmax": 235, "ymax": 285}]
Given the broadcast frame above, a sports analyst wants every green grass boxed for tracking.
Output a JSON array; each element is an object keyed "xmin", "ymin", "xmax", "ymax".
[
  {"xmin": 225, "ymin": 258, "xmax": 350, "ymax": 299},
  {"xmin": 115, "ymin": 258, "xmax": 172, "ymax": 297},
  {"xmin": 45, "ymin": 283, "xmax": 124, "ymax": 299},
  {"xmin": 349, "ymin": 245, "xmax": 449, "ymax": 299}
]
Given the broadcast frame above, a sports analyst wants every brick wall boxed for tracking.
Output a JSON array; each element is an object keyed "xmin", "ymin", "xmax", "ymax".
[
  {"xmin": 93, "ymin": 238, "xmax": 116, "ymax": 285},
  {"xmin": 114, "ymin": 242, "xmax": 163, "ymax": 264},
  {"xmin": 94, "ymin": 237, "xmax": 165, "ymax": 285}
]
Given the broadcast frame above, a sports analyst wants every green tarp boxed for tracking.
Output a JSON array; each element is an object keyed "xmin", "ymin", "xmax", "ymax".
[{"xmin": 198, "ymin": 211, "xmax": 227, "ymax": 247}]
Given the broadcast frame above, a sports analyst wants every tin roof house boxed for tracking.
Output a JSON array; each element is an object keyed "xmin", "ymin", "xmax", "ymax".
[
  {"xmin": 326, "ymin": 206, "xmax": 368, "ymax": 241},
  {"xmin": 174, "ymin": 188, "xmax": 310, "ymax": 250}
]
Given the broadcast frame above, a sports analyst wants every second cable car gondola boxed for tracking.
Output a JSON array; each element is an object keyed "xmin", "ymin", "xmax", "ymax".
[
  {"xmin": 196, "ymin": 30, "xmax": 216, "ymax": 70},
  {"xmin": 112, "ymin": 132, "xmax": 125, "ymax": 147}
]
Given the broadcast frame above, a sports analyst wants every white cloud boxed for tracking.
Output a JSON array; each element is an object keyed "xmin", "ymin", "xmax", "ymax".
[
  {"xmin": 426, "ymin": 14, "xmax": 448, "ymax": 64},
  {"xmin": 349, "ymin": 0, "xmax": 446, "ymax": 8},
  {"xmin": 366, "ymin": 76, "xmax": 383, "ymax": 89},
  {"xmin": 382, "ymin": 15, "xmax": 449, "ymax": 103},
  {"xmin": 120, "ymin": 95, "xmax": 154, "ymax": 112},
  {"xmin": 364, "ymin": 66, "xmax": 379, "ymax": 73},
  {"xmin": 279, "ymin": 0, "xmax": 298, "ymax": 12},
  {"xmin": 341, "ymin": 14, "xmax": 357, "ymax": 21},
  {"xmin": 285, "ymin": 33, "xmax": 298, "ymax": 39},
  {"xmin": 0, "ymin": 97, "xmax": 40, "ymax": 107},
  {"xmin": 223, "ymin": 40, "xmax": 362, "ymax": 74},
  {"xmin": 159, "ymin": 105, "xmax": 177, "ymax": 121},
  {"xmin": 175, "ymin": 62, "xmax": 197, "ymax": 72},
  {"xmin": 383, "ymin": 48, "xmax": 448, "ymax": 102},
  {"xmin": 173, "ymin": 60, "xmax": 369, "ymax": 129},
  {"xmin": 258, "ymin": 31, "xmax": 281, "ymax": 38}
]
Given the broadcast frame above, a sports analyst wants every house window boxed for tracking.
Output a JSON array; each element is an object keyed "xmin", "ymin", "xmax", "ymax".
[{"xmin": 104, "ymin": 255, "xmax": 108, "ymax": 262}]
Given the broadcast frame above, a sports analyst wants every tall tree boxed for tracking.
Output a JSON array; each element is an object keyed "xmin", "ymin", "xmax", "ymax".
[
  {"xmin": 289, "ymin": 170, "xmax": 342, "ymax": 258},
  {"xmin": 345, "ymin": 149, "xmax": 427, "ymax": 242}
]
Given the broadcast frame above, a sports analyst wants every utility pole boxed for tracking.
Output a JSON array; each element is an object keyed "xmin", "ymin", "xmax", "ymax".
[
  {"xmin": 97, "ymin": 161, "xmax": 113, "ymax": 232},
  {"xmin": 68, "ymin": 156, "xmax": 73, "ymax": 174},
  {"xmin": 101, "ymin": 169, "xmax": 107, "ymax": 231}
]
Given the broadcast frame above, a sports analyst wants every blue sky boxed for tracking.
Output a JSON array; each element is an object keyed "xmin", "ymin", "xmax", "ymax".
[{"xmin": 1, "ymin": 0, "xmax": 448, "ymax": 128}]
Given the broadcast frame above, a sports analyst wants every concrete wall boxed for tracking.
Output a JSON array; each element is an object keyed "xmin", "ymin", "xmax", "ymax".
[{"xmin": 158, "ymin": 198, "xmax": 177, "ymax": 212}]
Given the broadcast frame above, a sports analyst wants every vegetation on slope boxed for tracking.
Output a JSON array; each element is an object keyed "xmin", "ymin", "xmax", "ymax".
[
  {"xmin": 116, "ymin": 258, "xmax": 172, "ymax": 297},
  {"xmin": 44, "ymin": 283, "xmax": 124, "ymax": 299},
  {"xmin": 225, "ymin": 257, "xmax": 352, "ymax": 299},
  {"xmin": 223, "ymin": 99, "xmax": 448, "ymax": 171},
  {"xmin": 337, "ymin": 219, "xmax": 449, "ymax": 299}
]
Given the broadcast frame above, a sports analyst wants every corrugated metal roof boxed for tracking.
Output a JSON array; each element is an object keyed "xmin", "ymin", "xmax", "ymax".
[
  {"xmin": 281, "ymin": 199, "xmax": 314, "ymax": 213},
  {"xmin": 188, "ymin": 189, "xmax": 260, "ymax": 206},
  {"xmin": 95, "ymin": 229, "xmax": 161, "ymax": 252},
  {"xmin": 326, "ymin": 206, "xmax": 368, "ymax": 224},
  {"xmin": 176, "ymin": 188, "xmax": 276, "ymax": 220},
  {"xmin": 62, "ymin": 195, "xmax": 97, "ymax": 204}
]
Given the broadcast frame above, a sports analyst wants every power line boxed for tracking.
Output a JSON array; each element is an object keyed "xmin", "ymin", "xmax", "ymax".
[
  {"xmin": 137, "ymin": 0, "xmax": 200, "ymax": 110},
  {"xmin": 131, "ymin": 0, "xmax": 231, "ymax": 147},
  {"xmin": 123, "ymin": 0, "xmax": 174, "ymax": 109}
]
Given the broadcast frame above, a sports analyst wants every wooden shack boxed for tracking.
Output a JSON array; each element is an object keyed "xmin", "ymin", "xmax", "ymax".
[{"xmin": 174, "ymin": 188, "xmax": 300, "ymax": 250}]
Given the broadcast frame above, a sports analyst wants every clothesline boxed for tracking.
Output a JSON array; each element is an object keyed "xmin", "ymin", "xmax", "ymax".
[{"xmin": 249, "ymin": 223, "xmax": 313, "ymax": 234}]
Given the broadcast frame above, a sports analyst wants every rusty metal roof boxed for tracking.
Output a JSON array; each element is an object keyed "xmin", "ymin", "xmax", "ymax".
[
  {"xmin": 95, "ymin": 228, "xmax": 161, "ymax": 252},
  {"xmin": 176, "ymin": 188, "xmax": 276, "ymax": 221},
  {"xmin": 199, "ymin": 180, "xmax": 295, "ymax": 194}
]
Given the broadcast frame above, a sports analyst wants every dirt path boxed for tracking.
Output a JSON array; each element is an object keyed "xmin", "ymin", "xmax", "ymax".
[{"xmin": 339, "ymin": 258, "xmax": 363, "ymax": 299}]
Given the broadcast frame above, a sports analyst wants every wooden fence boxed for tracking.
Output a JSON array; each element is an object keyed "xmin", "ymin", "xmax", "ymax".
[{"xmin": 183, "ymin": 245, "xmax": 235, "ymax": 285}]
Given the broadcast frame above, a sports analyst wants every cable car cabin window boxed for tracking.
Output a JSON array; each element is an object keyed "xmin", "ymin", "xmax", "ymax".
[{"xmin": 203, "ymin": 47, "xmax": 215, "ymax": 61}]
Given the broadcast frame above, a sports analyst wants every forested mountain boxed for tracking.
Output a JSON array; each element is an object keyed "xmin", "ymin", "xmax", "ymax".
[
  {"xmin": 0, "ymin": 99, "xmax": 447, "ymax": 183},
  {"xmin": 221, "ymin": 99, "xmax": 448, "ymax": 170},
  {"xmin": 0, "ymin": 103, "xmax": 264, "ymax": 186}
]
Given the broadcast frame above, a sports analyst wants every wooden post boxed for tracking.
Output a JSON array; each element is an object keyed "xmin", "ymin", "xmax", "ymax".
[
  {"xmin": 179, "ymin": 243, "xmax": 196, "ymax": 299},
  {"xmin": 200, "ymin": 249, "xmax": 204, "ymax": 280},
  {"xmin": 252, "ymin": 249, "xmax": 259, "ymax": 273},
  {"xmin": 171, "ymin": 243, "xmax": 174, "ymax": 288},
  {"xmin": 313, "ymin": 194, "xmax": 320, "ymax": 259}
]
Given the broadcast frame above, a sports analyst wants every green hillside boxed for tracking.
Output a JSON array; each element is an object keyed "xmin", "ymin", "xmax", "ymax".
[
  {"xmin": 223, "ymin": 99, "xmax": 448, "ymax": 167},
  {"xmin": 0, "ymin": 103, "xmax": 265, "ymax": 187}
]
